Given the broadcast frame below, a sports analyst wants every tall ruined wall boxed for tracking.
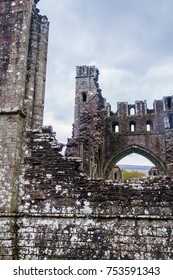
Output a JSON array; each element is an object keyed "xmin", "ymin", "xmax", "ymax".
[
  {"xmin": 1, "ymin": 130, "xmax": 173, "ymax": 260},
  {"xmin": 67, "ymin": 66, "xmax": 109, "ymax": 178},
  {"xmin": 104, "ymin": 96, "xmax": 173, "ymax": 177},
  {"xmin": 73, "ymin": 65, "xmax": 104, "ymax": 137},
  {"xmin": 0, "ymin": 0, "xmax": 49, "ymax": 213}
]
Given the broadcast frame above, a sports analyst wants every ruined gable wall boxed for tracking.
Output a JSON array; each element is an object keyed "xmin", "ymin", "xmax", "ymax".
[
  {"xmin": 1, "ymin": 130, "xmax": 173, "ymax": 260},
  {"xmin": 18, "ymin": 131, "xmax": 173, "ymax": 259}
]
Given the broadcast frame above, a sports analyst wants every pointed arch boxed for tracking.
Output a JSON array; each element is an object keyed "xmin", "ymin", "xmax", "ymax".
[{"xmin": 103, "ymin": 145, "xmax": 167, "ymax": 178}]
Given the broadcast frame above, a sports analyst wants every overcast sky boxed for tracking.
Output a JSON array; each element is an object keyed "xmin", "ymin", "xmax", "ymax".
[{"xmin": 37, "ymin": 0, "xmax": 173, "ymax": 166}]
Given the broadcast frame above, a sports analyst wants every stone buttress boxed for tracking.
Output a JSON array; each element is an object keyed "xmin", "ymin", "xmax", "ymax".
[{"xmin": 0, "ymin": 0, "xmax": 49, "ymax": 258}]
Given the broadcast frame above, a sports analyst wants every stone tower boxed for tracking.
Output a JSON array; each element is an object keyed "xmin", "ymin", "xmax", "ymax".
[
  {"xmin": 74, "ymin": 65, "xmax": 102, "ymax": 137},
  {"xmin": 0, "ymin": 0, "xmax": 49, "ymax": 213},
  {"xmin": 67, "ymin": 65, "xmax": 110, "ymax": 177}
]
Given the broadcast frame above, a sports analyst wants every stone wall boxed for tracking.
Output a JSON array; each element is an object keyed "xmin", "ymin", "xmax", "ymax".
[
  {"xmin": 16, "ymin": 216, "xmax": 173, "ymax": 260},
  {"xmin": 1, "ymin": 129, "xmax": 173, "ymax": 260},
  {"xmin": 0, "ymin": 217, "xmax": 16, "ymax": 259}
]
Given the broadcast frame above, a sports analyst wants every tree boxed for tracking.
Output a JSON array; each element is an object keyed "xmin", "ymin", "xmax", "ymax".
[{"xmin": 122, "ymin": 169, "xmax": 145, "ymax": 180}]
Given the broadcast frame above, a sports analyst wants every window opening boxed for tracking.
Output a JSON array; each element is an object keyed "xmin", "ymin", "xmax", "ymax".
[
  {"xmin": 115, "ymin": 124, "xmax": 119, "ymax": 133},
  {"xmin": 112, "ymin": 123, "xmax": 119, "ymax": 133},
  {"xmin": 146, "ymin": 121, "xmax": 153, "ymax": 131},
  {"xmin": 130, "ymin": 122, "xmax": 136, "ymax": 132},
  {"xmin": 146, "ymin": 124, "xmax": 151, "ymax": 131},
  {"xmin": 167, "ymin": 97, "xmax": 172, "ymax": 109},
  {"xmin": 82, "ymin": 92, "xmax": 87, "ymax": 102},
  {"xmin": 169, "ymin": 113, "xmax": 173, "ymax": 128},
  {"xmin": 130, "ymin": 107, "xmax": 135, "ymax": 116},
  {"xmin": 131, "ymin": 124, "xmax": 135, "ymax": 132}
]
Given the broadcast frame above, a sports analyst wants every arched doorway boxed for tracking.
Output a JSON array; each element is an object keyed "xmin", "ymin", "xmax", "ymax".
[
  {"xmin": 104, "ymin": 145, "xmax": 167, "ymax": 178},
  {"xmin": 117, "ymin": 153, "xmax": 154, "ymax": 179}
]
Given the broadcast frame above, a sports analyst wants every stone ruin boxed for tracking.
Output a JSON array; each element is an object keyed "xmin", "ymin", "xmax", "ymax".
[
  {"xmin": 67, "ymin": 65, "xmax": 173, "ymax": 179},
  {"xmin": 0, "ymin": 0, "xmax": 173, "ymax": 260}
]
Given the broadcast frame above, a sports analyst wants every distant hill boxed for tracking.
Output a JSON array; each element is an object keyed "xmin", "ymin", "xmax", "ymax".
[{"xmin": 119, "ymin": 164, "xmax": 153, "ymax": 174}]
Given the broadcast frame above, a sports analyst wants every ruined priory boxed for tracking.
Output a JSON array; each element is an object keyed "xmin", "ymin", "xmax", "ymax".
[{"xmin": 0, "ymin": 0, "xmax": 173, "ymax": 260}]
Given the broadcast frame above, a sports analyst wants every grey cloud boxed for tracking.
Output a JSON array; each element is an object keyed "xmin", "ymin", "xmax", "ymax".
[{"xmin": 39, "ymin": 0, "xmax": 173, "ymax": 163}]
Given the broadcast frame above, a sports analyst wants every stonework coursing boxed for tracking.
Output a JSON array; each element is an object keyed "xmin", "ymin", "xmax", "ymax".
[{"xmin": 1, "ymin": 129, "xmax": 173, "ymax": 259}]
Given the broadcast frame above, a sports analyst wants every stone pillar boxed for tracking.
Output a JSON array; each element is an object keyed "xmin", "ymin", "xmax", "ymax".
[
  {"xmin": 0, "ymin": 0, "xmax": 49, "ymax": 213},
  {"xmin": 0, "ymin": 0, "xmax": 32, "ymax": 213},
  {"xmin": 24, "ymin": 10, "xmax": 49, "ymax": 128},
  {"xmin": 31, "ymin": 14, "xmax": 49, "ymax": 128}
]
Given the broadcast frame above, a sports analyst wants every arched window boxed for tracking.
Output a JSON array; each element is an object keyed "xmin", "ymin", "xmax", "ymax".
[
  {"xmin": 115, "ymin": 124, "xmax": 119, "ymax": 133},
  {"xmin": 146, "ymin": 124, "xmax": 151, "ymax": 131},
  {"xmin": 129, "ymin": 121, "xmax": 136, "ymax": 132},
  {"xmin": 146, "ymin": 120, "xmax": 153, "ymax": 131},
  {"xmin": 130, "ymin": 107, "xmax": 135, "ymax": 116},
  {"xmin": 130, "ymin": 124, "xmax": 135, "ymax": 132},
  {"xmin": 114, "ymin": 172, "xmax": 117, "ymax": 180},
  {"xmin": 82, "ymin": 92, "xmax": 87, "ymax": 102},
  {"xmin": 112, "ymin": 122, "xmax": 119, "ymax": 133}
]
